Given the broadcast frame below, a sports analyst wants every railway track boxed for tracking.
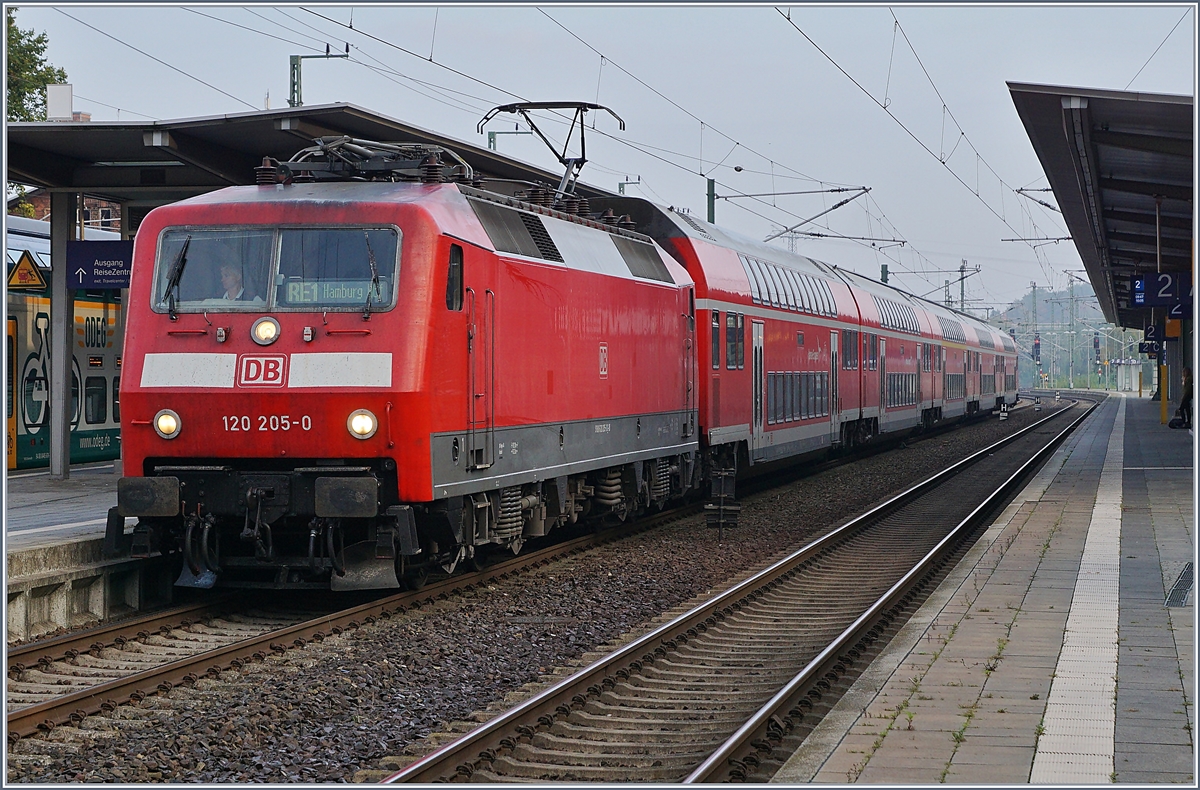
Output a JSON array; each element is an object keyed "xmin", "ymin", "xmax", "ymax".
[
  {"xmin": 384, "ymin": 399, "xmax": 1093, "ymax": 783},
  {"xmin": 1, "ymin": 403, "xmax": 990, "ymax": 741},
  {"xmin": 4, "ymin": 509, "xmax": 686, "ymax": 744},
  {"xmin": 4, "ymin": 398, "xmax": 1064, "ymax": 750}
]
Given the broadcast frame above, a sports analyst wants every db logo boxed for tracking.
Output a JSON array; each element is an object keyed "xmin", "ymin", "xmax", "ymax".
[{"xmin": 238, "ymin": 355, "xmax": 287, "ymax": 387}]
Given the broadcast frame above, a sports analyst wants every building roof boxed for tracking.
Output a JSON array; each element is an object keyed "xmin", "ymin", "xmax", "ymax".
[
  {"xmin": 1008, "ymin": 82, "xmax": 1193, "ymax": 329},
  {"xmin": 6, "ymin": 102, "xmax": 615, "ymax": 209}
]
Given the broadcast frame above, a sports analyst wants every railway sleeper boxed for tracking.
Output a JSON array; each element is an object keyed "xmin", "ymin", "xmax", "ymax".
[{"xmin": 489, "ymin": 752, "xmax": 695, "ymax": 780}]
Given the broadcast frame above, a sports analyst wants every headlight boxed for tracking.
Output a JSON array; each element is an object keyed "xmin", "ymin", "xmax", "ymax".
[
  {"xmin": 347, "ymin": 409, "xmax": 378, "ymax": 439},
  {"xmin": 251, "ymin": 316, "xmax": 280, "ymax": 345},
  {"xmin": 154, "ymin": 409, "xmax": 181, "ymax": 439}
]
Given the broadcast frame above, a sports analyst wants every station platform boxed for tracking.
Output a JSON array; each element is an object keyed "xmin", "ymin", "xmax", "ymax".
[
  {"xmin": 4, "ymin": 462, "xmax": 176, "ymax": 642},
  {"xmin": 774, "ymin": 393, "xmax": 1195, "ymax": 784},
  {"xmin": 5, "ymin": 461, "xmax": 127, "ymax": 551}
]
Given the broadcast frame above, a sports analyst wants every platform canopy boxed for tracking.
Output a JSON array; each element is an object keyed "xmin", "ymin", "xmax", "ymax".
[
  {"xmin": 1008, "ymin": 82, "xmax": 1193, "ymax": 329},
  {"xmin": 6, "ymin": 102, "xmax": 615, "ymax": 226}
]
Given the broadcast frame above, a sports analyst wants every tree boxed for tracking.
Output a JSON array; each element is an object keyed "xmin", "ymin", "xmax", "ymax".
[{"xmin": 7, "ymin": 7, "xmax": 68, "ymax": 122}]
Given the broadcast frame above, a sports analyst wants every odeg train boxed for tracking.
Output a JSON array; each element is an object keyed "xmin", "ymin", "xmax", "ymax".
[{"xmin": 113, "ymin": 132, "xmax": 1016, "ymax": 591}]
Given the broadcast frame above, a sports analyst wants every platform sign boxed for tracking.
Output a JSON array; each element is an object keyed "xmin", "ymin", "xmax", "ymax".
[
  {"xmin": 1138, "ymin": 341, "xmax": 1161, "ymax": 355},
  {"xmin": 1135, "ymin": 272, "xmax": 1193, "ymax": 307},
  {"xmin": 1168, "ymin": 300, "xmax": 1193, "ymax": 319},
  {"xmin": 66, "ymin": 240, "xmax": 133, "ymax": 289},
  {"xmin": 6, "ymin": 250, "xmax": 47, "ymax": 290},
  {"xmin": 1143, "ymin": 323, "xmax": 1161, "ymax": 342}
]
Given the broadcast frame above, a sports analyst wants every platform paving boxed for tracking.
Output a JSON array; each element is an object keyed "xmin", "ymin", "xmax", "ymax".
[
  {"xmin": 4, "ymin": 461, "xmax": 125, "ymax": 550},
  {"xmin": 773, "ymin": 394, "xmax": 1195, "ymax": 784}
]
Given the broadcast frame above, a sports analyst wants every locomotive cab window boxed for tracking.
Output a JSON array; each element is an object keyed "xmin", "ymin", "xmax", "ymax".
[
  {"xmin": 446, "ymin": 244, "xmax": 463, "ymax": 311},
  {"xmin": 153, "ymin": 226, "xmax": 401, "ymax": 313}
]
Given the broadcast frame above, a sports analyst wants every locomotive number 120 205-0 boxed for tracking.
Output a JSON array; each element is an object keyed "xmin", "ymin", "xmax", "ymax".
[{"xmin": 112, "ymin": 111, "xmax": 1016, "ymax": 591}]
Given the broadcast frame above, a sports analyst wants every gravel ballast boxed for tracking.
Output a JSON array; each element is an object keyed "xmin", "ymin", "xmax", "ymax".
[{"xmin": 7, "ymin": 405, "xmax": 1065, "ymax": 783}]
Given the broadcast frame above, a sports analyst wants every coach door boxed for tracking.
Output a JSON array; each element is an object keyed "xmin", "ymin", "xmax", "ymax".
[
  {"xmin": 465, "ymin": 283, "xmax": 495, "ymax": 470},
  {"xmin": 752, "ymin": 321, "xmax": 764, "ymax": 442},
  {"xmin": 7, "ymin": 318, "xmax": 16, "ymax": 470},
  {"xmin": 683, "ymin": 289, "xmax": 696, "ymax": 438},
  {"xmin": 829, "ymin": 330, "xmax": 840, "ymax": 445},
  {"xmin": 878, "ymin": 338, "xmax": 887, "ymax": 424}
]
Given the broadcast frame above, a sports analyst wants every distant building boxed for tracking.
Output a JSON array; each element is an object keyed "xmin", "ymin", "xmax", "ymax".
[{"xmin": 7, "ymin": 187, "xmax": 121, "ymax": 232}]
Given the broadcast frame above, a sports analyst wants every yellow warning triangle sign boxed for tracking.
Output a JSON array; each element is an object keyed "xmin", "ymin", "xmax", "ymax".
[{"xmin": 7, "ymin": 250, "xmax": 47, "ymax": 290}]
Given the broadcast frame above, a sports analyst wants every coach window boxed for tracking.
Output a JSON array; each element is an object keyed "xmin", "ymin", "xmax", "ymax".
[
  {"xmin": 759, "ymin": 262, "xmax": 778, "ymax": 308},
  {"xmin": 712, "ymin": 311, "xmax": 721, "ymax": 369},
  {"xmin": 779, "ymin": 268, "xmax": 794, "ymax": 310},
  {"xmin": 742, "ymin": 256, "xmax": 764, "ymax": 305},
  {"xmin": 766, "ymin": 373, "xmax": 776, "ymax": 424},
  {"xmin": 737, "ymin": 313, "xmax": 746, "ymax": 369},
  {"xmin": 84, "ymin": 376, "xmax": 107, "ymax": 425},
  {"xmin": 842, "ymin": 330, "xmax": 858, "ymax": 369},
  {"xmin": 726, "ymin": 313, "xmax": 736, "ymax": 370},
  {"xmin": 446, "ymin": 244, "xmax": 464, "ymax": 310},
  {"xmin": 112, "ymin": 376, "xmax": 120, "ymax": 422},
  {"xmin": 772, "ymin": 267, "xmax": 792, "ymax": 309},
  {"xmin": 806, "ymin": 277, "xmax": 820, "ymax": 315},
  {"xmin": 780, "ymin": 269, "xmax": 797, "ymax": 311}
]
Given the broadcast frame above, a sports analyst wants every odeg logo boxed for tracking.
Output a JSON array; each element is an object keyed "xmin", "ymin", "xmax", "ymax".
[{"xmin": 238, "ymin": 355, "xmax": 287, "ymax": 387}]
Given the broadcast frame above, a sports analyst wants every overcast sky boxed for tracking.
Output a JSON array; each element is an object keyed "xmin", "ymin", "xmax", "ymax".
[{"xmin": 10, "ymin": 3, "xmax": 1196, "ymax": 312}]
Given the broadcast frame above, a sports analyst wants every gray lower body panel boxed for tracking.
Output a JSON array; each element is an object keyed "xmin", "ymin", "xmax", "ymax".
[{"xmin": 431, "ymin": 411, "xmax": 697, "ymax": 498}]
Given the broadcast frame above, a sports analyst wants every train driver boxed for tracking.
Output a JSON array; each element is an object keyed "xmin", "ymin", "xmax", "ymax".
[{"xmin": 218, "ymin": 263, "xmax": 261, "ymax": 302}]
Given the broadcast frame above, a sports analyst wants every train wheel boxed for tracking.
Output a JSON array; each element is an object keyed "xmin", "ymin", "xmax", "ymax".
[{"xmin": 401, "ymin": 568, "xmax": 428, "ymax": 590}]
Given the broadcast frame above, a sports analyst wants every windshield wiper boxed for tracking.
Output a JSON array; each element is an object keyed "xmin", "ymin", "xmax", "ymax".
[
  {"xmin": 163, "ymin": 235, "xmax": 192, "ymax": 321},
  {"xmin": 362, "ymin": 231, "xmax": 381, "ymax": 321}
]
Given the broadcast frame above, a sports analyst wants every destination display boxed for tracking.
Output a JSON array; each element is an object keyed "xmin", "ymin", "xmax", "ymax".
[{"xmin": 282, "ymin": 279, "xmax": 390, "ymax": 305}]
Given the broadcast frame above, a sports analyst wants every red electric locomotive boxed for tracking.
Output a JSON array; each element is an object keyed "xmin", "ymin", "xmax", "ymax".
[
  {"xmin": 115, "ymin": 138, "xmax": 699, "ymax": 590},
  {"xmin": 114, "ymin": 115, "xmax": 1017, "ymax": 592}
]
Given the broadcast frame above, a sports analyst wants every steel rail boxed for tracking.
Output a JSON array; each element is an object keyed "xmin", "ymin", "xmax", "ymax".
[
  {"xmin": 7, "ymin": 596, "xmax": 239, "ymax": 672},
  {"xmin": 5, "ymin": 513, "xmax": 671, "ymax": 744},
  {"xmin": 384, "ymin": 401, "xmax": 1085, "ymax": 783},
  {"xmin": 684, "ymin": 398, "xmax": 1096, "ymax": 781}
]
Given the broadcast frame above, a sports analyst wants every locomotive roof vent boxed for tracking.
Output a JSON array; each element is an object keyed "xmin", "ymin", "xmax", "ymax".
[{"xmin": 256, "ymin": 137, "xmax": 475, "ymax": 185}]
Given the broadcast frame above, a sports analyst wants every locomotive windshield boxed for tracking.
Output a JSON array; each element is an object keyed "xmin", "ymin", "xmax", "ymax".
[{"xmin": 152, "ymin": 226, "xmax": 399, "ymax": 313}]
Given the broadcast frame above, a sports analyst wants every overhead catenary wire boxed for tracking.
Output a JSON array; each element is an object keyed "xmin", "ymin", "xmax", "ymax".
[
  {"xmin": 1124, "ymin": 8, "xmax": 1192, "ymax": 90},
  {"xmin": 72, "ymin": 94, "xmax": 158, "ymax": 121},
  {"xmin": 775, "ymin": 9, "xmax": 1067, "ymax": 288},
  {"xmin": 56, "ymin": 4, "xmax": 965, "ymax": 300},
  {"xmin": 53, "ymin": 8, "xmax": 258, "ymax": 111}
]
